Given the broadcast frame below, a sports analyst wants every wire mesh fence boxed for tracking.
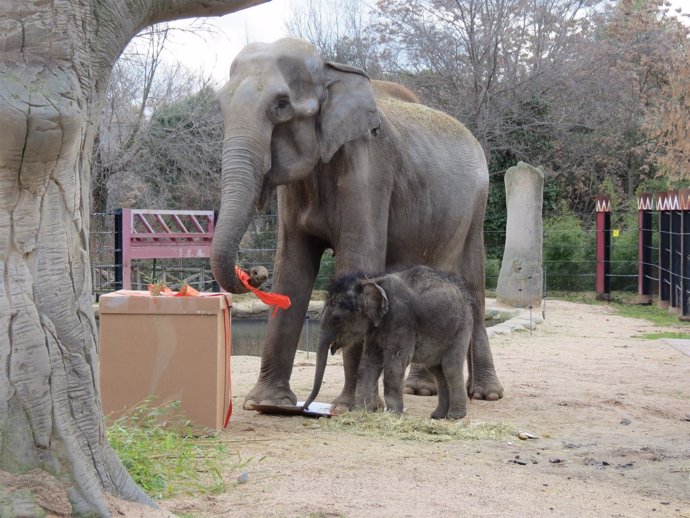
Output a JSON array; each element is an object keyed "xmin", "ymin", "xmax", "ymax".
[
  {"xmin": 653, "ymin": 208, "xmax": 690, "ymax": 311},
  {"xmin": 89, "ymin": 210, "xmax": 643, "ymax": 300},
  {"xmin": 91, "ymin": 212, "xmax": 120, "ymax": 298},
  {"xmin": 486, "ymin": 210, "xmax": 642, "ymax": 297}
]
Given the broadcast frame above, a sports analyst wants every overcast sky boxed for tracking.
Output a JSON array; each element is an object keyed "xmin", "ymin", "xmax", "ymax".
[
  {"xmin": 162, "ymin": 0, "xmax": 293, "ymax": 84},
  {"xmin": 160, "ymin": 0, "xmax": 689, "ymax": 86}
]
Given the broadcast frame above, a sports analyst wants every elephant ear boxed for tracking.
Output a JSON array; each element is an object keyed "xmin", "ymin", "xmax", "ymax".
[
  {"xmin": 319, "ymin": 62, "xmax": 381, "ymax": 163},
  {"xmin": 361, "ymin": 282, "xmax": 389, "ymax": 328}
]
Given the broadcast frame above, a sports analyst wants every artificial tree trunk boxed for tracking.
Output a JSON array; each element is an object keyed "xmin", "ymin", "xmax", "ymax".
[{"xmin": 0, "ymin": 1, "xmax": 268, "ymax": 516}]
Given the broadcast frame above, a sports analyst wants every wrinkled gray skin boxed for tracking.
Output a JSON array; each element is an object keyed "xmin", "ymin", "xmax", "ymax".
[
  {"xmin": 210, "ymin": 37, "xmax": 503, "ymax": 411},
  {"xmin": 304, "ymin": 266, "xmax": 474, "ymax": 420}
]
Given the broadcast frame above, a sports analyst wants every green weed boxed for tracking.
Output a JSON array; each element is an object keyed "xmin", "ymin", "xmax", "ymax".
[
  {"xmin": 613, "ymin": 302, "xmax": 690, "ymax": 328},
  {"xmin": 106, "ymin": 401, "xmax": 229, "ymax": 499},
  {"xmin": 637, "ymin": 331, "xmax": 690, "ymax": 340}
]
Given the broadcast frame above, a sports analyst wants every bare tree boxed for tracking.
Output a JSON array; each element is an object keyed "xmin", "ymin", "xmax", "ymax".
[
  {"xmin": 93, "ymin": 30, "xmax": 223, "ymax": 214},
  {"xmin": 93, "ymin": 24, "xmax": 181, "ymax": 215},
  {"xmin": 373, "ymin": 0, "xmax": 690, "ymax": 212},
  {"xmin": 0, "ymin": 1, "xmax": 268, "ymax": 516},
  {"xmin": 138, "ymin": 84, "xmax": 224, "ymax": 210},
  {"xmin": 375, "ymin": 0, "xmax": 599, "ymax": 152},
  {"xmin": 546, "ymin": 0, "xmax": 689, "ymax": 208},
  {"xmin": 284, "ymin": 0, "xmax": 382, "ymax": 74},
  {"xmin": 646, "ymin": 43, "xmax": 690, "ymax": 180}
]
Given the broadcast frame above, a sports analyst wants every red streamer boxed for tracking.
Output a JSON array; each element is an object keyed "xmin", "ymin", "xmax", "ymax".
[{"xmin": 235, "ymin": 266, "xmax": 292, "ymax": 317}]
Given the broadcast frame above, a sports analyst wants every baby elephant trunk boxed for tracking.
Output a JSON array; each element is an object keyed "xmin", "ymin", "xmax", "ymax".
[{"xmin": 302, "ymin": 327, "xmax": 334, "ymax": 411}]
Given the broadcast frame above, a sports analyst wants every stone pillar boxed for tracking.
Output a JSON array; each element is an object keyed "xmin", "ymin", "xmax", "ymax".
[{"xmin": 496, "ymin": 162, "xmax": 544, "ymax": 308}]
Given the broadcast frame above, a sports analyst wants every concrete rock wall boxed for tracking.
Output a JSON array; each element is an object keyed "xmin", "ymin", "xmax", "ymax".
[{"xmin": 496, "ymin": 162, "xmax": 544, "ymax": 308}]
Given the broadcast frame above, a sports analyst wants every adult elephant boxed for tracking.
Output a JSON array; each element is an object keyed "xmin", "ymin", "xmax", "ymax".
[{"xmin": 210, "ymin": 38, "xmax": 503, "ymax": 410}]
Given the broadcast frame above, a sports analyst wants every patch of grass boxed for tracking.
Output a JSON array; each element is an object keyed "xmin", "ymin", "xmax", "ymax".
[
  {"xmin": 638, "ymin": 331, "xmax": 690, "ymax": 340},
  {"xmin": 322, "ymin": 411, "xmax": 514, "ymax": 442},
  {"xmin": 612, "ymin": 302, "xmax": 690, "ymax": 328},
  {"xmin": 545, "ymin": 291, "xmax": 690, "ymax": 329},
  {"xmin": 106, "ymin": 401, "xmax": 229, "ymax": 499},
  {"xmin": 545, "ymin": 291, "xmax": 604, "ymax": 304}
]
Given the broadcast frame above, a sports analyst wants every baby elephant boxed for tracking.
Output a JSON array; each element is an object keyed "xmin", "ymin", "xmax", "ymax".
[{"xmin": 303, "ymin": 265, "xmax": 475, "ymax": 419}]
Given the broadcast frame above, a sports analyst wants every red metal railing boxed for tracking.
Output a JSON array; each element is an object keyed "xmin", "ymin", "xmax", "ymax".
[{"xmin": 115, "ymin": 209, "xmax": 215, "ymax": 289}]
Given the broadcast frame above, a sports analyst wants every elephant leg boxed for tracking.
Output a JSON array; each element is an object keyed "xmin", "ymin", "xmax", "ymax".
[
  {"xmin": 244, "ymin": 235, "xmax": 323, "ymax": 409},
  {"xmin": 466, "ymin": 324, "xmax": 503, "ymax": 401},
  {"xmin": 382, "ymin": 358, "xmax": 406, "ymax": 415},
  {"xmin": 429, "ymin": 365, "xmax": 450, "ymax": 419},
  {"xmin": 334, "ymin": 343, "xmax": 384, "ymax": 412},
  {"xmin": 444, "ymin": 331, "xmax": 471, "ymax": 419},
  {"xmin": 331, "ymin": 342, "xmax": 362, "ymax": 412},
  {"xmin": 460, "ymin": 216, "xmax": 504, "ymax": 401},
  {"xmin": 331, "ymin": 239, "xmax": 387, "ymax": 412},
  {"xmin": 404, "ymin": 363, "xmax": 438, "ymax": 396},
  {"xmin": 356, "ymin": 343, "xmax": 384, "ymax": 412}
]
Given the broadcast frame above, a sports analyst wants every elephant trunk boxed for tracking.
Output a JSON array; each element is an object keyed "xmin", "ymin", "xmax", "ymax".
[
  {"xmin": 211, "ymin": 130, "xmax": 270, "ymax": 294},
  {"xmin": 303, "ymin": 325, "xmax": 334, "ymax": 411}
]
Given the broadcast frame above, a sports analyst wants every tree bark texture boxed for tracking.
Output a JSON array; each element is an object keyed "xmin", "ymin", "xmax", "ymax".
[{"xmin": 0, "ymin": 1, "xmax": 268, "ymax": 516}]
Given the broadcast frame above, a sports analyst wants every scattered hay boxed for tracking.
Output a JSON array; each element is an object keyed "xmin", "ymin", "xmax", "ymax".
[
  {"xmin": 0, "ymin": 469, "xmax": 72, "ymax": 517},
  {"xmin": 322, "ymin": 411, "xmax": 515, "ymax": 442}
]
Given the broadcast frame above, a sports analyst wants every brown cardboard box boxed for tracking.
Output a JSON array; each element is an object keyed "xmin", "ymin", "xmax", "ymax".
[{"xmin": 98, "ymin": 291, "xmax": 232, "ymax": 429}]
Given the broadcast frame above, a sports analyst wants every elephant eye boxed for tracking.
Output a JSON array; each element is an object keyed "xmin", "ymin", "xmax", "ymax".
[{"xmin": 277, "ymin": 97, "xmax": 290, "ymax": 110}]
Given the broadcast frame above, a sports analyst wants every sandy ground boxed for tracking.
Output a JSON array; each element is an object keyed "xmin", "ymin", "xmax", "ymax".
[{"xmin": 110, "ymin": 300, "xmax": 689, "ymax": 516}]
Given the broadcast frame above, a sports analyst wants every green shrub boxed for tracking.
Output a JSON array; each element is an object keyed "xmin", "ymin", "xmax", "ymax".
[
  {"xmin": 543, "ymin": 214, "xmax": 595, "ymax": 291},
  {"xmin": 315, "ymin": 249, "xmax": 336, "ymax": 290},
  {"xmin": 484, "ymin": 182, "xmax": 507, "ymax": 260},
  {"xmin": 485, "ymin": 257, "xmax": 501, "ymax": 290},
  {"xmin": 609, "ymin": 211, "xmax": 639, "ymax": 292}
]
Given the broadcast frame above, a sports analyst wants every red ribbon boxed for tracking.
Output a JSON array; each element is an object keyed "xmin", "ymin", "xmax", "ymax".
[
  {"xmin": 235, "ymin": 266, "xmax": 292, "ymax": 317},
  {"xmin": 222, "ymin": 305, "xmax": 233, "ymax": 428}
]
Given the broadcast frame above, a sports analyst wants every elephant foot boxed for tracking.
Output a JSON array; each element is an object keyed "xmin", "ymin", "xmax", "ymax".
[
  {"xmin": 466, "ymin": 375, "xmax": 503, "ymax": 401},
  {"xmin": 404, "ymin": 365, "xmax": 437, "ymax": 396},
  {"xmin": 359, "ymin": 394, "xmax": 385, "ymax": 413},
  {"xmin": 330, "ymin": 392, "xmax": 355, "ymax": 414},
  {"xmin": 446, "ymin": 408, "xmax": 467, "ymax": 420},
  {"xmin": 331, "ymin": 392, "xmax": 386, "ymax": 414},
  {"xmin": 243, "ymin": 381, "xmax": 297, "ymax": 410},
  {"xmin": 431, "ymin": 408, "xmax": 466, "ymax": 420}
]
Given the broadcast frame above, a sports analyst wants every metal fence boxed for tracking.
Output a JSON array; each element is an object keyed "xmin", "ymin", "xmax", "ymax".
[
  {"xmin": 89, "ymin": 212, "xmax": 334, "ymax": 299},
  {"xmin": 488, "ymin": 210, "xmax": 644, "ymax": 297},
  {"xmin": 90, "ymin": 211, "xmax": 641, "ymax": 300},
  {"xmin": 91, "ymin": 213, "xmax": 120, "ymax": 298}
]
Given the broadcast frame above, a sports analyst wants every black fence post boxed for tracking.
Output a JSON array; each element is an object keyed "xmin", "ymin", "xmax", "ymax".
[
  {"xmin": 636, "ymin": 193, "xmax": 653, "ymax": 304},
  {"xmin": 680, "ymin": 189, "xmax": 690, "ymax": 320},
  {"xmin": 670, "ymin": 191, "xmax": 682, "ymax": 314},
  {"xmin": 113, "ymin": 208, "xmax": 123, "ymax": 290},
  {"xmin": 658, "ymin": 192, "xmax": 671, "ymax": 309}
]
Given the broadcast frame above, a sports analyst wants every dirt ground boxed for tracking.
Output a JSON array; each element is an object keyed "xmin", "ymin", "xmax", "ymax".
[{"xmin": 121, "ymin": 299, "xmax": 689, "ymax": 517}]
